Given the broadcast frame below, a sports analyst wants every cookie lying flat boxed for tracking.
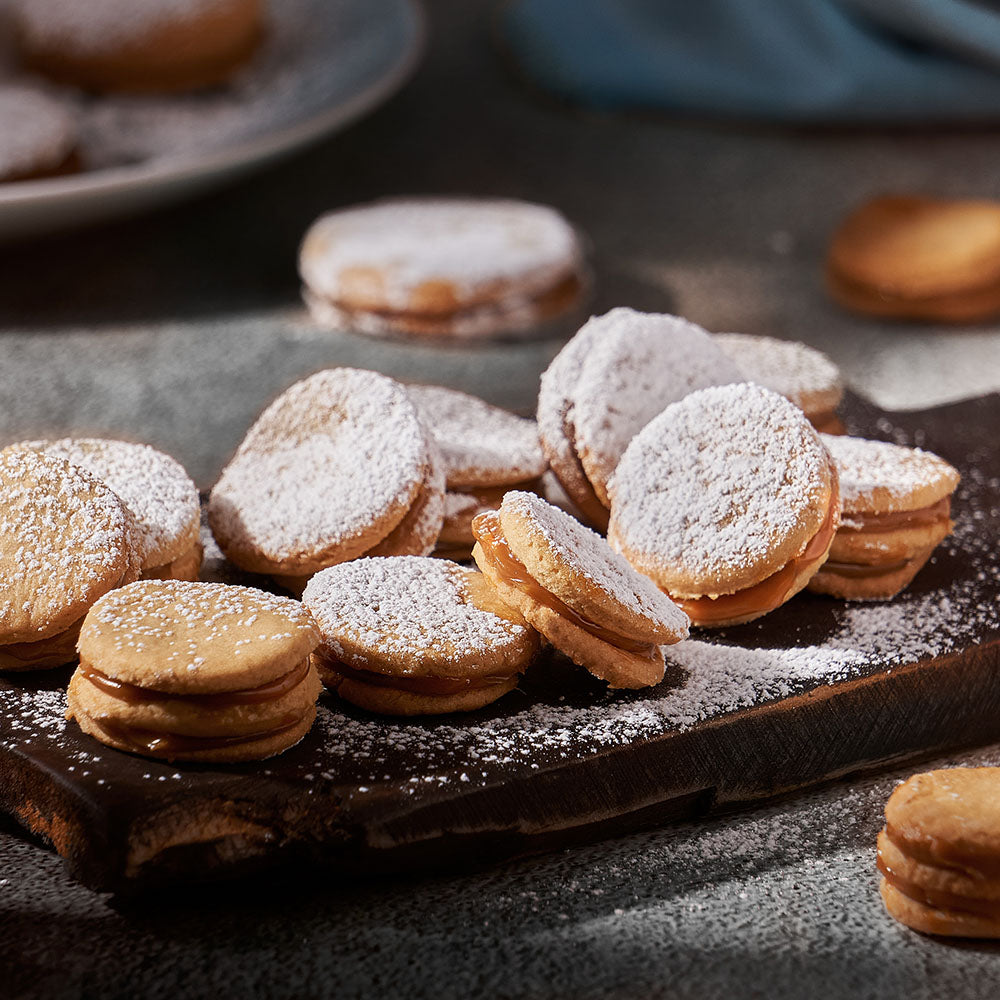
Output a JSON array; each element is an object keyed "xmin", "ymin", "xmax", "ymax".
[
  {"xmin": 714, "ymin": 333, "xmax": 845, "ymax": 433},
  {"xmin": 299, "ymin": 198, "xmax": 586, "ymax": 341},
  {"xmin": 827, "ymin": 195, "xmax": 1000, "ymax": 322},
  {"xmin": 20, "ymin": 438, "xmax": 202, "ymax": 582},
  {"xmin": 808, "ymin": 435, "xmax": 959, "ymax": 600},
  {"xmin": 208, "ymin": 368, "xmax": 443, "ymax": 589},
  {"xmin": 538, "ymin": 309, "xmax": 743, "ymax": 526},
  {"xmin": 13, "ymin": 0, "xmax": 263, "ymax": 93},
  {"xmin": 0, "ymin": 448, "xmax": 142, "ymax": 671},
  {"xmin": 303, "ymin": 556, "xmax": 539, "ymax": 715},
  {"xmin": 67, "ymin": 580, "xmax": 321, "ymax": 762},
  {"xmin": 609, "ymin": 384, "xmax": 840, "ymax": 627},
  {"xmin": 878, "ymin": 768, "xmax": 1000, "ymax": 938},
  {"xmin": 471, "ymin": 491, "xmax": 688, "ymax": 689},
  {"xmin": 0, "ymin": 84, "xmax": 79, "ymax": 183}
]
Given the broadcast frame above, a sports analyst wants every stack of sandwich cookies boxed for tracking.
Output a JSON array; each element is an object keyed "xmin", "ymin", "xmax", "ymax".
[
  {"xmin": 408, "ymin": 384, "xmax": 547, "ymax": 560},
  {"xmin": 808, "ymin": 435, "xmax": 958, "ymax": 600},
  {"xmin": 537, "ymin": 309, "xmax": 742, "ymax": 528},
  {"xmin": 67, "ymin": 580, "xmax": 321, "ymax": 762},
  {"xmin": 19, "ymin": 438, "xmax": 202, "ymax": 581},
  {"xmin": 471, "ymin": 491, "xmax": 689, "ymax": 689},
  {"xmin": 0, "ymin": 84, "xmax": 79, "ymax": 183},
  {"xmin": 879, "ymin": 768, "xmax": 1000, "ymax": 937},
  {"xmin": 827, "ymin": 195, "xmax": 1000, "ymax": 322},
  {"xmin": 208, "ymin": 368, "xmax": 443, "ymax": 594},
  {"xmin": 609, "ymin": 384, "xmax": 840, "ymax": 627},
  {"xmin": 714, "ymin": 333, "xmax": 845, "ymax": 433},
  {"xmin": 299, "ymin": 198, "xmax": 586, "ymax": 340},
  {"xmin": 302, "ymin": 556, "xmax": 539, "ymax": 715},
  {"xmin": 0, "ymin": 448, "xmax": 142, "ymax": 670}
]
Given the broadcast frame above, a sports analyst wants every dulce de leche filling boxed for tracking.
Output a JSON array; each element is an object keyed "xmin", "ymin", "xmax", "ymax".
[
  {"xmin": 677, "ymin": 478, "xmax": 840, "ymax": 626},
  {"xmin": 471, "ymin": 510, "xmax": 659, "ymax": 660},
  {"xmin": 840, "ymin": 496, "xmax": 951, "ymax": 536}
]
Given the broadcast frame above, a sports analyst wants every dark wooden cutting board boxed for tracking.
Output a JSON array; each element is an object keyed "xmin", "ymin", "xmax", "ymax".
[{"xmin": 1, "ymin": 393, "xmax": 997, "ymax": 893}]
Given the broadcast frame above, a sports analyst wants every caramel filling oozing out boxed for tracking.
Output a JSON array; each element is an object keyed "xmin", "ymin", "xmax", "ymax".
[
  {"xmin": 78, "ymin": 657, "xmax": 311, "ymax": 708},
  {"xmin": 810, "ymin": 411, "xmax": 845, "ymax": 435},
  {"xmin": 315, "ymin": 648, "xmax": 516, "ymax": 697},
  {"xmin": 820, "ymin": 557, "xmax": 914, "ymax": 580},
  {"xmin": 841, "ymin": 496, "xmax": 951, "ymax": 536},
  {"xmin": 471, "ymin": 511, "xmax": 660, "ymax": 660},
  {"xmin": 676, "ymin": 479, "xmax": 840, "ymax": 626}
]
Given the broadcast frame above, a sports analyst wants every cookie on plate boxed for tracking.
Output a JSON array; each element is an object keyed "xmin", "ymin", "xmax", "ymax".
[
  {"xmin": 12, "ymin": 0, "xmax": 263, "ymax": 93},
  {"xmin": 0, "ymin": 448, "xmax": 142, "ymax": 670},
  {"xmin": 299, "ymin": 198, "xmax": 587, "ymax": 340},
  {"xmin": 808, "ymin": 434, "xmax": 959, "ymax": 600},
  {"xmin": 538, "ymin": 309, "xmax": 743, "ymax": 529},
  {"xmin": 471, "ymin": 491, "xmax": 689, "ymax": 689},
  {"xmin": 0, "ymin": 84, "xmax": 79, "ymax": 183},
  {"xmin": 67, "ymin": 580, "xmax": 321, "ymax": 762},
  {"xmin": 609, "ymin": 383, "xmax": 840, "ymax": 627},
  {"xmin": 303, "ymin": 556, "xmax": 539, "ymax": 715}
]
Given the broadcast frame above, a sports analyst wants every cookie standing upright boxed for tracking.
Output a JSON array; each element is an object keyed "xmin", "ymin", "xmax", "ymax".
[
  {"xmin": 0, "ymin": 84, "xmax": 79, "ymax": 182},
  {"xmin": 0, "ymin": 448, "xmax": 142, "ymax": 670},
  {"xmin": 299, "ymin": 198, "xmax": 587, "ymax": 340},
  {"xmin": 609, "ymin": 383, "xmax": 840, "ymax": 627},
  {"xmin": 809, "ymin": 434, "xmax": 959, "ymax": 600},
  {"xmin": 472, "ymin": 491, "xmax": 689, "ymax": 689},
  {"xmin": 67, "ymin": 580, "xmax": 322, "ymax": 762},
  {"xmin": 303, "ymin": 556, "xmax": 539, "ymax": 715}
]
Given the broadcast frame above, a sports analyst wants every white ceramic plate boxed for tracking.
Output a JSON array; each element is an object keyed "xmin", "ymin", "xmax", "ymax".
[{"xmin": 0, "ymin": 0, "xmax": 424, "ymax": 240}]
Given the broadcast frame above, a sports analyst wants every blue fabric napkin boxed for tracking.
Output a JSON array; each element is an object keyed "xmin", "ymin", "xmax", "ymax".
[{"xmin": 501, "ymin": 0, "xmax": 1000, "ymax": 121}]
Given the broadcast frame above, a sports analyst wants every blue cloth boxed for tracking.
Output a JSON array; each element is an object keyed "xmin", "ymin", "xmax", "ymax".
[{"xmin": 501, "ymin": 0, "xmax": 1000, "ymax": 121}]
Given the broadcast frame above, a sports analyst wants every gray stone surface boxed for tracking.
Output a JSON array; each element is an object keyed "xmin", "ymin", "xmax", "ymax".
[{"xmin": 2, "ymin": 1, "xmax": 1000, "ymax": 996}]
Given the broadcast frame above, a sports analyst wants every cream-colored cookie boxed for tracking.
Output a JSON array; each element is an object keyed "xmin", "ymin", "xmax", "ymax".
[{"xmin": 880, "ymin": 879, "xmax": 1000, "ymax": 938}]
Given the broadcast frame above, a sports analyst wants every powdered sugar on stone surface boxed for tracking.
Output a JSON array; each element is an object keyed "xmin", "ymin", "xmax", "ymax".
[
  {"xmin": 0, "ymin": 85, "xmax": 76, "ymax": 179},
  {"xmin": 407, "ymin": 384, "xmax": 545, "ymax": 489}
]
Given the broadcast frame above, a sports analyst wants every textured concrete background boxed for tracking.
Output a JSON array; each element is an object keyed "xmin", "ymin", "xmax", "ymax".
[{"xmin": 2, "ymin": 2, "xmax": 1000, "ymax": 997}]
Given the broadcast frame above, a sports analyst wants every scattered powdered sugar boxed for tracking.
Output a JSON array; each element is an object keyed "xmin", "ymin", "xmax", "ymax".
[
  {"xmin": 609, "ymin": 384, "xmax": 830, "ymax": 583},
  {"xmin": 0, "ymin": 84, "xmax": 77, "ymax": 179},
  {"xmin": 299, "ymin": 198, "xmax": 582, "ymax": 312},
  {"xmin": 820, "ymin": 433, "xmax": 960, "ymax": 513},
  {"xmin": 21, "ymin": 438, "xmax": 199, "ymax": 568},
  {"xmin": 406, "ymin": 384, "xmax": 545, "ymax": 489},
  {"xmin": 504, "ymin": 490, "xmax": 689, "ymax": 635},
  {"xmin": 715, "ymin": 333, "xmax": 843, "ymax": 412},
  {"xmin": 302, "ymin": 556, "xmax": 531, "ymax": 667}
]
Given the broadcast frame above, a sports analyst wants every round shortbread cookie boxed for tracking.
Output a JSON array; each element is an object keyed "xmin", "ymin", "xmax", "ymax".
[
  {"xmin": 407, "ymin": 384, "xmax": 546, "ymax": 489},
  {"xmin": 20, "ymin": 437, "xmax": 201, "ymax": 575},
  {"xmin": 880, "ymin": 879, "xmax": 1000, "ymax": 939},
  {"xmin": 714, "ymin": 333, "xmax": 843, "ymax": 429},
  {"xmin": 608, "ymin": 383, "xmax": 837, "ymax": 601},
  {"xmin": 208, "ymin": 368, "xmax": 430, "ymax": 576},
  {"xmin": 13, "ymin": 0, "xmax": 263, "ymax": 93},
  {"xmin": 808, "ymin": 543, "xmax": 939, "ymax": 602},
  {"xmin": 0, "ymin": 448, "xmax": 142, "ymax": 647},
  {"xmin": 0, "ymin": 84, "xmax": 78, "ymax": 182}
]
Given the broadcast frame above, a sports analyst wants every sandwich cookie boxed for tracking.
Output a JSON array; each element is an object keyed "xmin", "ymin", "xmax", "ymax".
[
  {"xmin": 878, "ymin": 768, "xmax": 1000, "ymax": 937},
  {"xmin": 0, "ymin": 448, "xmax": 142, "ymax": 671},
  {"xmin": 20, "ymin": 438, "xmax": 202, "ymax": 582},
  {"xmin": 0, "ymin": 84, "xmax": 79, "ymax": 183},
  {"xmin": 538, "ymin": 309, "xmax": 743, "ymax": 528},
  {"xmin": 808, "ymin": 435, "xmax": 959, "ymax": 600},
  {"xmin": 12, "ymin": 0, "xmax": 263, "ymax": 93},
  {"xmin": 67, "ymin": 580, "xmax": 321, "ymax": 762},
  {"xmin": 208, "ymin": 368, "xmax": 443, "ymax": 593},
  {"xmin": 827, "ymin": 195, "xmax": 1000, "ymax": 323},
  {"xmin": 299, "ymin": 198, "xmax": 586, "ymax": 340},
  {"xmin": 408, "ymin": 384, "xmax": 547, "ymax": 560},
  {"xmin": 471, "ymin": 491, "xmax": 689, "ymax": 689},
  {"xmin": 714, "ymin": 333, "xmax": 845, "ymax": 433},
  {"xmin": 608, "ymin": 384, "xmax": 840, "ymax": 627},
  {"xmin": 303, "ymin": 556, "xmax": 539, "ymax": 716}
]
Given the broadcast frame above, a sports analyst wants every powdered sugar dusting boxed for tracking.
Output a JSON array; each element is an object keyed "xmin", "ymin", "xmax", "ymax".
[
  {"xmin": 407, "ymin": 384, "xmax": 545, "ymax": 489},
  {"xmin": 0, "ymin": 84, "xmax": 76, "ymax": 179}
]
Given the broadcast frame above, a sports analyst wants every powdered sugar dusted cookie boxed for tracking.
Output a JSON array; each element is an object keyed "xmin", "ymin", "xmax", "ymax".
[
  {"xmin": 303, "ymin": 556, "xmax": 539, "ymax": 715},
  {"xmin": 0, "ymin": 448, "xmax": 142, "ymax": 670},
  {"xmin": 67, "ymin": 580, "xmax": 321, "ymax": 762},
  {"xmin": 472, "ymin": 491, "xmax": 688, "ymax": 689},
  {"xmin": 0, "ymin": 84, "xmax": 78, "ymax": 182},
  {"xmin": 609, "ymin": 384, "xmax": 840, "ymax": 627},
  {"xmin": 809, "ymin": 434, "xmax": 959, "ymax": 600},
  {"xmin": 21, "ymin": 437, "xmax": 201, "ymax": 581},
  {"xmin": 714, "ymin": 333, "xmax": 844, "ymax": 433},
  {"xmin": 299, "ymin": 198, "xmax": 586, "ymax": 340}
]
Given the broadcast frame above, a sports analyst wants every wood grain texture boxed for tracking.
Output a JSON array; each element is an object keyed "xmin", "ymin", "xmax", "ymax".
[{"xmin": 0, "ymin": 393, "xmax": 997, "ymax": 892}]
